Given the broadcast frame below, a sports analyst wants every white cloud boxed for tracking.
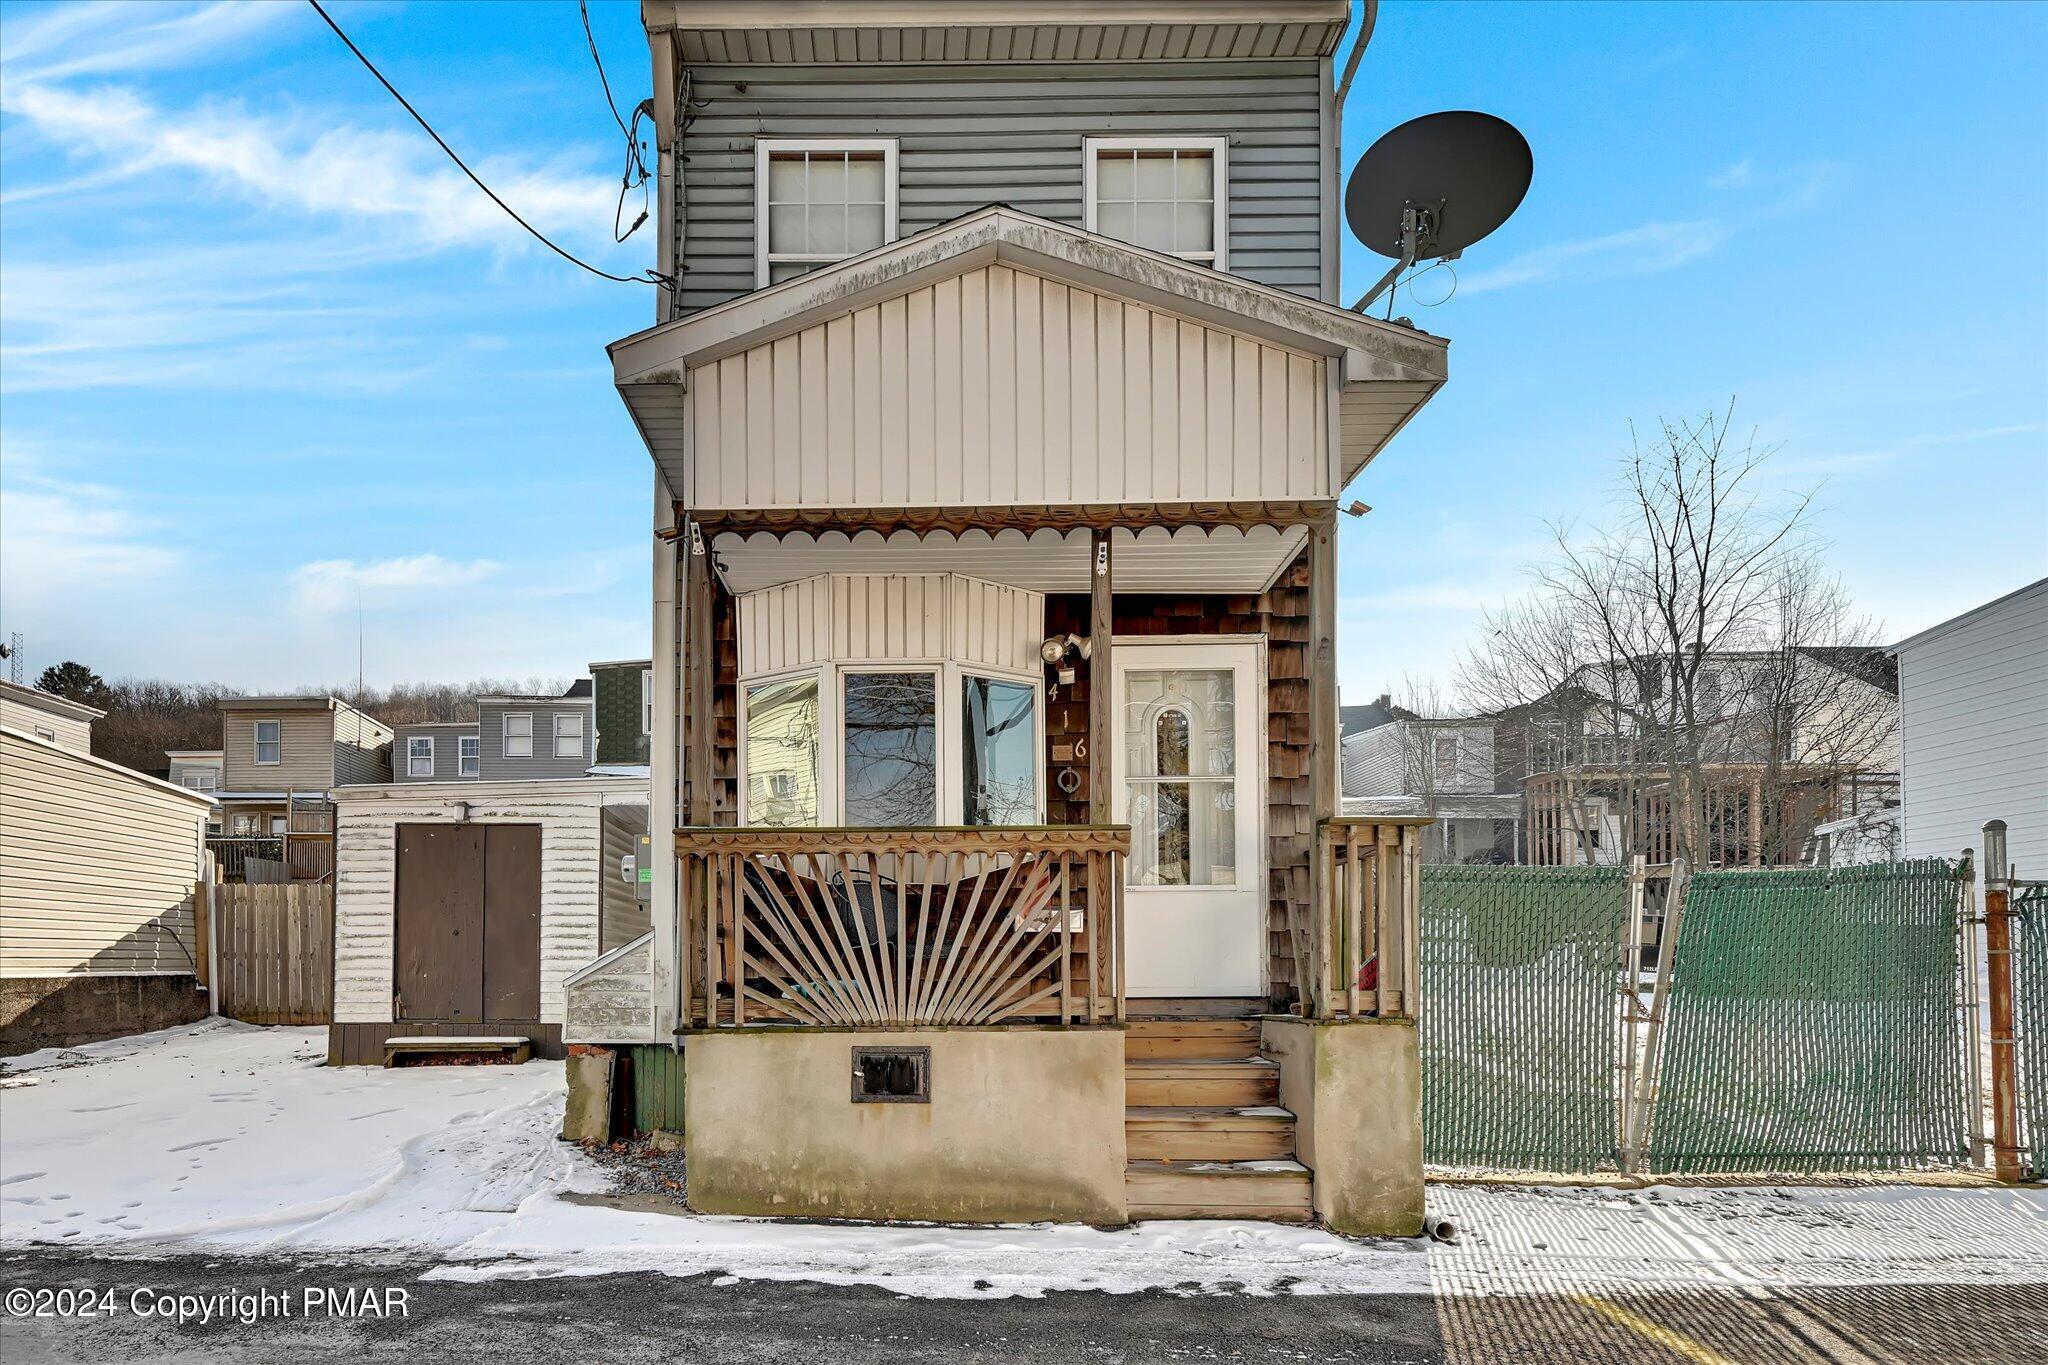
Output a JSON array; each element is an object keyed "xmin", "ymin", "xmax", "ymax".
[
  {"xmin": 1457, "ymin": 219, "xmax": 1731, "ymax": 294},
  {"xmin": 0, "ymin": 1, "xmax": 288, "ymax": 85},
  {"xmin": 289, "ymin": 554, "xmax": 502, "ymax": 615},
  {"xmin": 0, "ymin": 432, "xmax": 183, "ymax": 617},
  {"xmin": 1708, "ymin": 157, "xmax": 1755, "ymax": 190}
]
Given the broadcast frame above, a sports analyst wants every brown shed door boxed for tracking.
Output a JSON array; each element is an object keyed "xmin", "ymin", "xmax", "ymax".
[
  {"xmin": 481, "ymin": 824, "xmax": 541, "ymax": 1019},
  {"xmin": 393, "ymin": 823, "xmax": 541, "ymax": 1023},
  {"xmin": 394, "ymin": 824, "xmax": 484, "ymax": 1021}
]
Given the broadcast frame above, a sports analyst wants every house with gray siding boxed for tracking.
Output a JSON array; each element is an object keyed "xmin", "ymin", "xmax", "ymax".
[
  {"xmin": 477, "ymin": 692, "xmax": 595, "ymax": 780},
  {"xmin": 1893, "ymin": 578, "xmax": 2047, "ymax": 875},
  {"xmin": 564, "ymin": 1, "xmax": 1451, "ymax": 1235},
  {"xmin": 392, "ymin": 721, "xmax": 482, "ymax": 783}
]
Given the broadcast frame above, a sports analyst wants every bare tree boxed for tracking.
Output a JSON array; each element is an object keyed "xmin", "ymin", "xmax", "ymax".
[{"xmin": 1463, "ymin": 403, "xmax": 1895, "ymax": 867}]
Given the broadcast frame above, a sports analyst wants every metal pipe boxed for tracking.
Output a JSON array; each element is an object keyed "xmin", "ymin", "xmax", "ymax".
[{"xmin": 1984, "ymin": 820, "xmax": 2020, "ymax": 1182}]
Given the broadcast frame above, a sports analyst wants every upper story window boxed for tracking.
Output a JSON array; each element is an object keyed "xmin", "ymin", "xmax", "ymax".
[
  {"xmin": 254, "ymin": 720, "xmax": 281, "ymax": 766},
  {"xmin": 1083, "ymin": 136, "xmax": 1228, "ymax": 268},
  {"xmin": 503, "ymin": 712, "xmax": 532, "ymax": 759},
  {"xmin": 641, "ymin": 668, "xmax": 653, "ymax": 737},
  {"xmin": 1433, "ymin": 733, "xmax": 1460, "ymax": 784},
  {"xmin": 34, "ymin": 726, "xmax": 57, "ymax": 743},
  {"xmin": 755, "ymin": 138, "xmax": 899, "ymax": 287},
  {"xmin": 182, "ymin": 769, "xmax": 217, "ymax": 793},
  {"xmin": 458, "ymin": 734, "xmax": 479, "ymax": 777},
  {"xmin": 554, "ymin": 711, "xmax": 585, "ymax": 760},
  {"xmin": 407, "ymin": 736, "xmax": 434, "ymax": 778}
]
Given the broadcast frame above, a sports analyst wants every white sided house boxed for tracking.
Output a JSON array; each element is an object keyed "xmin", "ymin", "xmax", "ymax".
[
  {"xmin": 1894, "ymin": 578, "xmax": 2048, "ymax": 874},
  {"xmin": 327, "ymin": 775, "xmax": 652, "ymax": 1065},
  {"xmin": 1, "ymin": 727, "xmax": 214, "ymax": 1053},
  {"xmin": 565, "ymin": 0, "xmax": 1440, "ymax": 1235}
]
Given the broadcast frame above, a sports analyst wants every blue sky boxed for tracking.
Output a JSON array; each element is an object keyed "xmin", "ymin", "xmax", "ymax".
[{"xmin": 2, "ymin": 1, "xmax": 2043, "ymax": 699}]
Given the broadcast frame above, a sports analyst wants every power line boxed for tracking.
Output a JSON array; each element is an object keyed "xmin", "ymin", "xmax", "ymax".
[
  {"xmin": 304, "ymin": 0, "xmax": 669, "ymax": 289},
  {"xmin": 580, "ymin": 0, "xmax": 630, "ymax": 139},
  {"xmin": 581, "ymin": 0, "xmax": 654, "ymax": 244}
]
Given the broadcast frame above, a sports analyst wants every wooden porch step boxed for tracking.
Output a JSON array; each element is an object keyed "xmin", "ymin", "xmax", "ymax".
[
  {"xmin": 1124, "ymin": 1019, "xmax": 1261, "ymax": 1060},
  {"xmin": 382, "ymin": 1035, "xmax": 531, "ymax": 1067},
  {"xmin": 1125, "ymin": 1057, "xmax": 1279, "ymax": 1107},
  {"xmin": 1124, "ymin": 1159, "xmax": 1314, "ymax": 1223},
  {"xmin": 1126, "ymin": 1105, "xmax": 1296, "ymax": 1161}
]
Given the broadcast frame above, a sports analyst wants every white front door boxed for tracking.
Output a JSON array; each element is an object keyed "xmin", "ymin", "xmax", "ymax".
[{"xmin": 1112, "ymin": 640, "xmax": 1264, "ymax": 998}]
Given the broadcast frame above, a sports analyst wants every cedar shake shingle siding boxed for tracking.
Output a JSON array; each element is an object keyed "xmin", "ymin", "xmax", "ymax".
[{"xmin": 674, "ymin": 60, "xmax": 1327, "ymax": 316}]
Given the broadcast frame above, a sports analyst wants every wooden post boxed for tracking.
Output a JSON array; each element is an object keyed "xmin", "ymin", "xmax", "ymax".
[
  {"xmin": 683, "ymin": 520, "xmax": 715, "ymax": 827},
  {"xmin": 1985, "ymin": 820, "xmax": 2021, "ymax": 1182},
  {"xmin": 1306, "ymin": 510, "xmax": 1338, "ymax": 1014},
  {"xmin": 1617, "ymin": 854, "xmax": 1647, "ymax": 1171},
  {"xmin": 1087, "ymin": 528, "xmax": 1114, "ymax": 825}
]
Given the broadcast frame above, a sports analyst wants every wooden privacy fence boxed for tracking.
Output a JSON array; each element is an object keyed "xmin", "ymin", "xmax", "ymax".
[
  {"xmin": 1299, "ymin": 816, "xmax": 1431, "ymax": 1019},
  {"xmin": 209, "ymin": 882, "xmax": 333, "ymax": 1024}
]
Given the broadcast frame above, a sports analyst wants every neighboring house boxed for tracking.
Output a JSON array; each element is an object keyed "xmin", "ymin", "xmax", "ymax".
[
  {"xmin": 1, "ymin": 726, "xmax": 214, "ymax": 1053},
  {"xmin": 214, "ymin": 696, "xmax": 392, "ymax": 836},
  {"xmin": 1341, "ymin": 717, "xmax": 1520, "ymax": 864},
  {"xmin": 165, "ymin": 749, "xmax": 225, "ymax": 834},
  {"xmin": 478, "ymin": 689, "xmax": 595, "ymax": 780},
  {"xmin": 1893, "ymin": 578, "xmax": 2047, "ymax": 875},
  {"xmin": 1494, "ymin": 649, "xmax": 1901, "ymax": 868},
  {"xmin": 1338, "ymin": 693, "xmax": 1416, "ymax": 741},
  {"xmin": 0, "ymin": 679, "xmax": 102, "ymax": 753},
  {"xmin": 591, "ymin": 657, "xmax": 653, "ymax": 767},
  {"xmin": 562, "ymin": 1, "xmax": 1443, "ymax": 1236},
  {"xmin": 391, "ymin": 721, "xmax": 483, "ymax": 783}
]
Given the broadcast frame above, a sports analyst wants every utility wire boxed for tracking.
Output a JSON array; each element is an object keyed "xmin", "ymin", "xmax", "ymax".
[
  {"xmin": 305, "ymin": 0, "xmax": 669, "ymax": 288},
  {"xmin": 580, "ymin": 0, "xmax": 630, "ymax": 139}
]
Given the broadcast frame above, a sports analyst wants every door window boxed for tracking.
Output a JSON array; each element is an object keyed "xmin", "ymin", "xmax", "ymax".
[{"xmin": 1124, "ymin": 668, "xmax": 1237, "ymax": 886}]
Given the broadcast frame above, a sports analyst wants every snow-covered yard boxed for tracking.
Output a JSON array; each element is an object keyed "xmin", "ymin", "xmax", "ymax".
[{"xmin": 3, "ymin": 1021, "xmax": 2044, "ymax": 1300}]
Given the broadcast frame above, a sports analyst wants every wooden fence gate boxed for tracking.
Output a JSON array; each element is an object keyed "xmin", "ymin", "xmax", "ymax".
[{"xmin": 209, "ymin": 883, "xmax": 333, "ymax": 1024}]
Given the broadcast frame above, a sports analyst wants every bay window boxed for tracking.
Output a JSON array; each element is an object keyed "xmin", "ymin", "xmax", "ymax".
[{"xmin": 740, "ymin": 663, "xmax": 1042, "ymax": 828}]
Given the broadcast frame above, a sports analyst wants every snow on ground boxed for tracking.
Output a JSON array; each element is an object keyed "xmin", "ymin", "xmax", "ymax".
[{"xmin": 3, "ymin": 1021, "xmax": 2045, "ymax": 1300}]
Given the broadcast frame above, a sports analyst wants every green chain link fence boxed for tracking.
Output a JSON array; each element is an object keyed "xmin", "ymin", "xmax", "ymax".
[
  {"xmin": 2013, "ymin": 883, "xmax": 2048, "ymax": 1180},
  {"xmin": 1646, "ymin": 859, "xmax": 1973, "ymax": 1173},
  {"xmin": 1419, "ymin": 864, "xmax": 1630, "ymax": 1171}
]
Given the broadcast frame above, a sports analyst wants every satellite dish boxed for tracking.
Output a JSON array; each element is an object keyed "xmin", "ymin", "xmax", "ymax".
[{"xmin": 1343, "ymin": 111, "xmax": 1533, "ymax": 314}]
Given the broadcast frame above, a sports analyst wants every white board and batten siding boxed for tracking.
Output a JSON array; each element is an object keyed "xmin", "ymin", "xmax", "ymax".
[
  {"xmin": 687, "ymin": 263, "xmax": 1329, "ymax": 511},
  {"xmin": 738, "ymin": 573, "xmax": 1044, "ymax": 677},
  {"xmin": 329, "ymin": 778, "xmax": 646, "ymax": 1027},
  {"xmin": 563, "ymin": 932, "xmax": 654, "ymax": 1045},
  {"xmin": 1894, "ymin": 578, "xmax": 2048, "ymax": 874},
  {"xmin": 0, "ymin": 728, "xmax": 211, "ymax": 978}
]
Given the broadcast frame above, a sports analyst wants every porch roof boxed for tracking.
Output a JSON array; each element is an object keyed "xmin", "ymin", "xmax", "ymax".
[{"xmin": 610, "ymin": 206, "xmax": 1447, "ymax": 507}]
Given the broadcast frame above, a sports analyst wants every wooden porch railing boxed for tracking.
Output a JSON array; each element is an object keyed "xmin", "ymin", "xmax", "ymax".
[
  {"xmin": 1300, "ymin": 816, "xmax": 1430, "ymax": 1020},
  {"xmin": 678, "ymin": 825, "xmax": 1130, "ymax": 1028}
]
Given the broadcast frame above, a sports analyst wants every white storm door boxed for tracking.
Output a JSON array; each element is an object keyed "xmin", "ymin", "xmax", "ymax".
[{"xmin": 1113, "ymin": 640, "xmax": 1264, "ymax": 998}]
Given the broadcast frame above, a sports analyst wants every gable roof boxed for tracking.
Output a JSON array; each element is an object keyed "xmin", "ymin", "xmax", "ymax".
[
  {"xmin": 610, "ymin": 206, "xmax": 1447, "ymax": 500},
  {"xmin": 0, "ymin": 679, "xmax": 105, "ymax": 722}
]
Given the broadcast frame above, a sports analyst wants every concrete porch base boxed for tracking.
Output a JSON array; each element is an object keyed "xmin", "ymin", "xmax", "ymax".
[{"xmin": 1261, "ymin": 1016, "xmax": 1424, "ymax": 1237}]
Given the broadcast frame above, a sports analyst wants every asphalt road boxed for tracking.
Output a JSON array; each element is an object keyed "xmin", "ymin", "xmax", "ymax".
[
  {"xmin": 0, "ymin": 1247, "xmax": 1442, "ymax": 1365},
  {"xmin": 6, "ymin": 1247, "xmax": 2046, "ymax": 1364}
]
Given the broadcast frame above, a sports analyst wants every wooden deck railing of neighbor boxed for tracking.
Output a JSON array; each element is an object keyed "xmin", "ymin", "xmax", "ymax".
[
  {"xmin": 677, "ymin": 825, "xmax": 1130, "ymax": 1028},
  {"xmin": 1301, "ymin": 816, "xmax": 1429, "ymax": 1020}
]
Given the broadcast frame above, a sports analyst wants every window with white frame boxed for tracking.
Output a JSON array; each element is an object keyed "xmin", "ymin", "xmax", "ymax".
[
  {"xmin": 503, "ymin": 712, "xmax": 532, "ymax": 758},
  {"xmin": 1084, "ymin": 137, "xmax": 1228, "ymax": 266},
  {"xmin": 458, "ymin": 734, "xmax": 479, "ymax": 777},
  {"xmin": 254, "ymin": 719, "xmax": 281, "ymax": 766},
  {"xmin": 34, "ymin": 726, "xmax": 57, "ymax": 743},
  {"xmin": 554, "ymin": 710, "xmax": 585, "ymax": 759},
  {"xmin": 755, "ymin": 139, "xmax": 899, "ymax": 286},
  {"xmin": 183, "ymin": 770, "xmax": 217, "ymax": 793},
  {"xmin": 407, "ymin": 736, "xmax": 434, "ymax": 778},
  {"xmin": 742, "ymin": 664, "xmax": 1042, "ymax": 829},
  {"xmin": 641, "ymin": 668, "xmax": 653, "ymax": 736}
]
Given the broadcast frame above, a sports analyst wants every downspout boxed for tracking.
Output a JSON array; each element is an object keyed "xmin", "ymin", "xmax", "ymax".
[{"xmin": 1325, "ymin": 1, "xmax": 1378, "ymax": 304}]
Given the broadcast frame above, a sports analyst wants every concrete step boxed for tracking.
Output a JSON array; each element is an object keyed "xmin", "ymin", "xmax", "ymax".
[
  {"xmin": 1125, "ymin": 1105, "xmax": 1296, "ymax": 1161},
  {"xmin": 1125, "ymin": 1057, "xmax": 1279, "ymax": 1108},
  {"xmin": 1125, "ymin": 1159, "xmax": 1314, "ymax": 1222}
]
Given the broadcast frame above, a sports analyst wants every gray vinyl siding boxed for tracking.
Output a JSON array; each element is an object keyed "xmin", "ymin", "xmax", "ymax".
[
  {"xmin": 675, "ymin": 60, "xmax": 1325, "ymax": 315},
  {"xmin": 478, "ymin": 701, "xmax": 596, "ymax": 780},
  {"xmin": 392, "ymin": 724, "xmax": 480, "ymax": 783},
  {"xmin": 1896, "ymin": 579, "xmax": 2048, "ymax": 872}
]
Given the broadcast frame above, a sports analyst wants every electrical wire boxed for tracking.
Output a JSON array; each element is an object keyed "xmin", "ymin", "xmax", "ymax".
[
  {"xmin": 305, "ymin": 0, "xmax": 670, "ymax": 288},
  {"xmin": 582, "ymin": 0, "xmax": 654, "ymax": 243},
  {"xmin": 580, "ymin": 0, "xmax": 631, "ymax": 139}
]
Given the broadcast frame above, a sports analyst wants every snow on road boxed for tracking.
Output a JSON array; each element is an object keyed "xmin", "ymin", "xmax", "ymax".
[{"xmin": 4, "ymin": 1022, "xmax": 2045, "ymax": 1301}]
